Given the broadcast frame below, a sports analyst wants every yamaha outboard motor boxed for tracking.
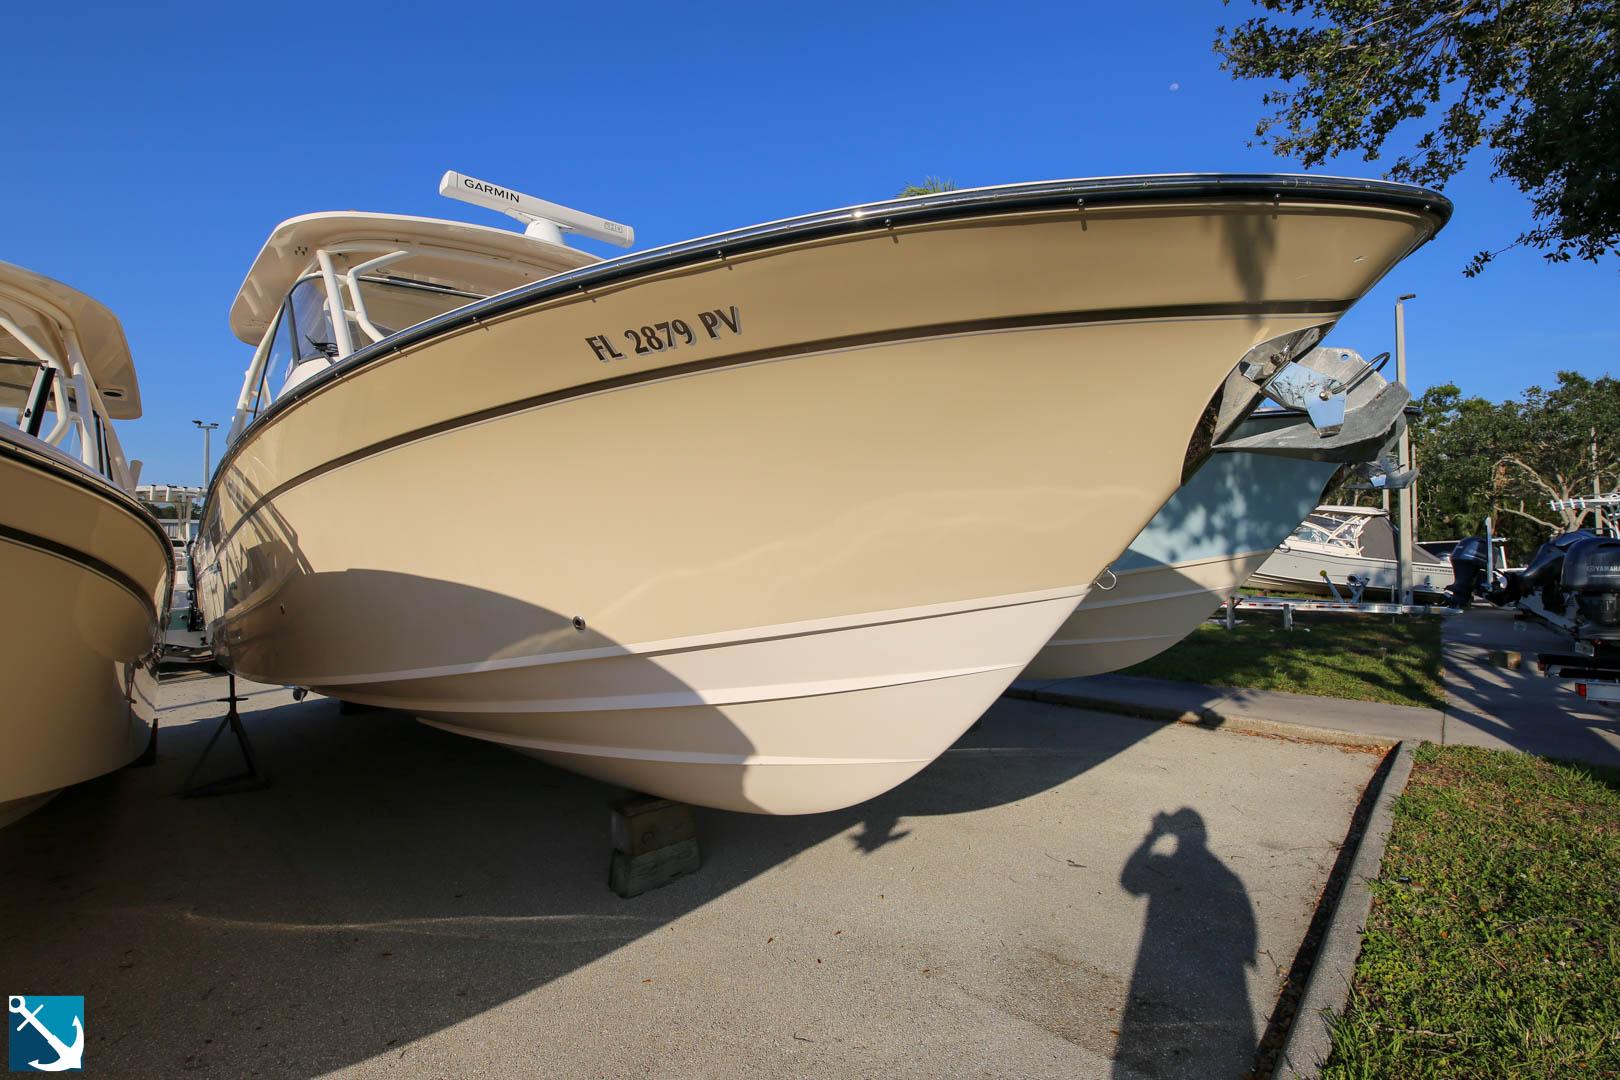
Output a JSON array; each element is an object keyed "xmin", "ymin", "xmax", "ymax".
[
  {"xmin": 1447, "ymin": 536, "xmax": 1490, "ymax": 609},
  {"xmin": 1562, "ymin": 537, "xmax": 1620, "ymax": 643},
  {"xmin": 1495, "ymin": 530, "xmax": 1599, "ymax": 608}
]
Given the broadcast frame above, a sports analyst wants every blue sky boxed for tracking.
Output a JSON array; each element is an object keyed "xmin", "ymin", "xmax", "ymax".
[{"xmin": 5, "ymin": 1, "xmax": 1614, "ymax": 486}]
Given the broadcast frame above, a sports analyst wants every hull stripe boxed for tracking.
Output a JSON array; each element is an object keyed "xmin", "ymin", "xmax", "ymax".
[
  {"xmin": 0, "ymin": 521, "xmax": 157, "ymax": 617},
  {"xmin": 0, "ymin": 428, "xmax": 175, "ymax": 561},
  {"xmin": 418, "ymin": 718, "xmax": 934, "ymax": 768},
  {"xmin": 320, "ymin": 660, "xmax": 1020, "ymax": 714},
  {"xmin": 231, "ymin": 582, "xmax": 1090, "ymax": 688},
  {"xmin": 211, "ymin": 301, "xmax": 1346, "ymax": 555}
]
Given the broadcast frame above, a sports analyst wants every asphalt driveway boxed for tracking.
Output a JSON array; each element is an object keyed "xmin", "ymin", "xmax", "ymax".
[{"xmin": 0, "ymin": 675, "xmax": 1376, "ymax": 1079}]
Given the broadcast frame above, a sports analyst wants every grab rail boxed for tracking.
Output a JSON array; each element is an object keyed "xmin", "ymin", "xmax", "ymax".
[{"xmin": 342, "ymin": 251, "xmax": 411, "ymax": 346}]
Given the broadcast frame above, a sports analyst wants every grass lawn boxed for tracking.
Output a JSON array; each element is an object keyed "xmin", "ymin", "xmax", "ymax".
[
  {"xmin": 1323, "ymin": 744, "xmax": 1620, "ymax": 1078},
  {"xmin": 1119, "ymin": 612, "xmax": 1444, "ymax": 709}
]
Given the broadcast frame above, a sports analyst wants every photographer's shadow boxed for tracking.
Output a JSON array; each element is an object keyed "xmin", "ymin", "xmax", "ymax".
[{"xmin": 1114, "ymin": 808, "xmax": 1257, "ymax": 1079}]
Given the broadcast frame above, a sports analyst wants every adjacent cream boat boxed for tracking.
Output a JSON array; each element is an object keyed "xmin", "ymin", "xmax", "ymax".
[
  {"xmin": 1027, "ymin": 449, "xmax": 1344, "ymax": 681},
  {"xmin": 0, "ymin": 262, "xmax": 170, "ymax": 826},
  {"xmin": 1027, "ymin": 345, "xmax": 1406, "ymax": 680},
  {"xmin": 196, "ymin": 174, "xmax": 1448, "ymax": 813}
]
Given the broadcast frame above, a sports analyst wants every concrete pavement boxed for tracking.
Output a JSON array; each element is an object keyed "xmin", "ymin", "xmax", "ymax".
[
  {"xmin": 0, "ymin": 674, "xmax": 1378, "ymax": 1079},
  {"xmin": 1010, "ymin": 675, "xmax": 1438, "ymax": 748},
  {"xmin": 1439, "ymin": 607, "xmax": 1620, "ymax": 765},
  {"xmin": 1016, "ymin": 608, "xmax": 1620, "ymax": 769}
]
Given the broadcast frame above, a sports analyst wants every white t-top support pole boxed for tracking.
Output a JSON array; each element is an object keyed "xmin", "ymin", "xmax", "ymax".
[{"xmin": 315, "ymin": 249, "xmax": 357, "ymax": 360}]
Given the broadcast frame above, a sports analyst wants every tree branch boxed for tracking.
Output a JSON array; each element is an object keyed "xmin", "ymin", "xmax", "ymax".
[
  {"xmin": 1496, "ymin": 454, "xmax": 1567, "ymax": 499},
  {"xmin": 1498, "ymin": 504, "xmax": 1561, "ymax": 532}
]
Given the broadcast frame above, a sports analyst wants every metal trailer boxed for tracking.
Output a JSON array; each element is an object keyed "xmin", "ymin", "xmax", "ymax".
[
  {"xmin": 1537, "ymin": 643, "xmax": 1620, "ymax": 707},
  {"xmin": 1219, "ymin": 592, "xmax": 1457, "ymax": 633}
]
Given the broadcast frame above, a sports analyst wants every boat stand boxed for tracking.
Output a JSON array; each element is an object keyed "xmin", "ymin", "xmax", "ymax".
[
  {"xmin": 132, "ymin": 715, "xmax": 160, "ymax": 768},
  {"xmin": 179, "ymin": 674, "xmax": 271, "ymax": 798},
  {"xmin": 130, "ymin": 658, "xmax": 161, "ymax": 768},
  {"xmin": 608, "ymin": 795, "xmax": 700, "ymax": 898}
]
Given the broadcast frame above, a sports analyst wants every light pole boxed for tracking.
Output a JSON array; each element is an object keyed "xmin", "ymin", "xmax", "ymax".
[
  {"xmin": 1394, "ymin": 294, "xmax": 1417, "ymax": 605},
  {"xmin": 192, "ymin": 420, "xmax": 219, "ymax": 488}
]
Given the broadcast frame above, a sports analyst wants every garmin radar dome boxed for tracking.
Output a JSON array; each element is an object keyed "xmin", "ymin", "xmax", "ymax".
[{"xmin": 438, "ymin": 171, "xmax": 634, "ymax": 247}]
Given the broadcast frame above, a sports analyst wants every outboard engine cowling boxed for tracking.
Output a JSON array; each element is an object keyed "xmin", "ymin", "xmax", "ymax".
[
  {"xmin": 1562, "ymin": 537, "xmax": 1620, "ymax": 641},
  {"xmin": 1497, "ymin": 530, "xmax": 1599, "ymax": 609},
  {"xmin": 1448, "ymin": 536, "xmax": 1490, "ymax": 609}
]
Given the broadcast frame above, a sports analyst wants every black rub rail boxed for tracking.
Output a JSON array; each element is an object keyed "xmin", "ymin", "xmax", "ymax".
[{"xmin": 212, "ymin": 173, "xmax": 1452, "ymax": 497}]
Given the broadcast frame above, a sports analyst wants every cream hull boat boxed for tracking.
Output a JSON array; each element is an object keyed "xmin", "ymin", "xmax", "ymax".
[
  {"xmin": 1024, "ymin": 450, "xmax": 1341, "ymax": 679},
  {"xmin": 1027, "ymin": 344, "xmax": 1408, "ymax": 681},
  {"xmin": 0, "ymin": 431, "xmax": 169, "ymax": 825},
  {"xmin": 198, "ymin": 176, "xmax": 1447, "ymax": 813}
]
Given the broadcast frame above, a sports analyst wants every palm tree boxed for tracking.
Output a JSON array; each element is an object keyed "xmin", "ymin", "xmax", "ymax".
[{"xmin": 896, "ymin": 176, "xmax": 958, "ymax": 197}]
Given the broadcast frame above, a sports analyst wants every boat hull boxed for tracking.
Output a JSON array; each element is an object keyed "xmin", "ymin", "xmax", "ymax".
[
  {"xmin": 1026, "ymin": 450, "xmax": 1340, "ymax": 679},
  {"xmin": 1024, "ymin": 551, "xmax": 1276, "ymax": 680},
  {"xmin": 400, "ymin": 588, "xmax": 1085, "ymax": 813},
  {"xmin": 1248, "ymin": 548, "xmax": 1453, "ymax": 599},
  {"xmin": 200, "ymin": 186, "xmax": 1445, "ymax": 813},
  {"xmin": 0, "ymin": 435, "xmax": 169, "ymax": 826}
]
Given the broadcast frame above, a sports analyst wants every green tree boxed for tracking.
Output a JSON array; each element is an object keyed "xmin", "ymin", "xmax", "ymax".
[
  {"xmin": 1406, "ymin": 383, "xmax": 1518, "ymax": 539},
  {"xmin": 1216, "ymin": 0, "xmax": 1620, "ymax": 273},
  {"xmin": 1406, "ymin": 372, "xmax": 1620, "ymax": 558},
  {"xmin": 1489, "ymin": 371, "xmax": 1620, "ymax": 533},
  {"xmin": 896, "ymin": 177, "xmax": 958, "ymax": 197},
  {"xmin": 142, "ymin": 499, "xmax": 205, "ymax": 521}
]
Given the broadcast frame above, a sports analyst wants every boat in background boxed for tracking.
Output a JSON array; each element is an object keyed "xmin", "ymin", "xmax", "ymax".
[
  {"xmin": 1495, "ymin": 503, "xmax": 1620, "ymax": 701},
  {"xmin": 1026, "ymin": 345, "xmax": 1410, "ymax": 680},
  {"xmin": 1249, "ymin": 504, "xmax": 1453, "ymax": 599},
  {"xmin": 137, "ymin": 483, "xmax": 213, "ymax": 664},
  {"xmin": 196, "ymin": 172, "xmax": 1448, "ymax": 814},
  {"xmin": 0, "ymin": 261, "xmax": 171, "ymax": 826},
  {"xmin": 159, "ymin": 538, "xmax": 212, "ymax": 664}
]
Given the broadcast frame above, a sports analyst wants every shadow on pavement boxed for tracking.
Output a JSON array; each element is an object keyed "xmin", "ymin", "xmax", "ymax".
[
  {"xmin": 0, "ymin": 687, "xmax": 1163, "ymax": 1078},
  {"xmin": 1114, "ymin": 808, "xmax": 1256, "ymax": 1079},
  {"xmin": 1442, "ymin": 608, "xmax": 1620, "ymax": 768}
]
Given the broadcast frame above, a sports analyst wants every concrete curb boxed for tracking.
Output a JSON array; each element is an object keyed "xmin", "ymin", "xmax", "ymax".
[
  {"xmin": 1275, "ymin": 740, "xmax": 1416, "ymax": 1079},
  {"xmin": 1006, "ymin": 685, "xmax": 1397, "ymax": 750}
]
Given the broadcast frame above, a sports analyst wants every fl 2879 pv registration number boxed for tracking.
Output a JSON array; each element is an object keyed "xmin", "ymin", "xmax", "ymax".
[{"xmin": 584, "ymin": 305, "xmax": 741, "ymax": 363}]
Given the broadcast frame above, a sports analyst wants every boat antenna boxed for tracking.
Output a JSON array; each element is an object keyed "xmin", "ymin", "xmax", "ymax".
[{"xmin": 438, "ymin": 170, "xmax": 635, "ymax": 249}]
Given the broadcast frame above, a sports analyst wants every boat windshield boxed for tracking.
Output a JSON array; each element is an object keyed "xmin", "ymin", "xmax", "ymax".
[
  {"xmin": 2, "ymin": 355, "xmax": 89, "ymax": 465},
  {"xmin": 251, "ymin": 276, "xmax": 485, "ymax": 409},
  {"xmin": 1290, "ymin": 522, "xmax": 1340, "ymax": 546},
  {"xmin": 353, "ymin": 276, "xmax": 483, "ymax": 340},
  {"xmin": 1290, "ymin": 512, "xmax": 1374, "ymax": 552},
  {"xmin": 0, "ymin": 356, "xmax": 38, "ymax": 418}
]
